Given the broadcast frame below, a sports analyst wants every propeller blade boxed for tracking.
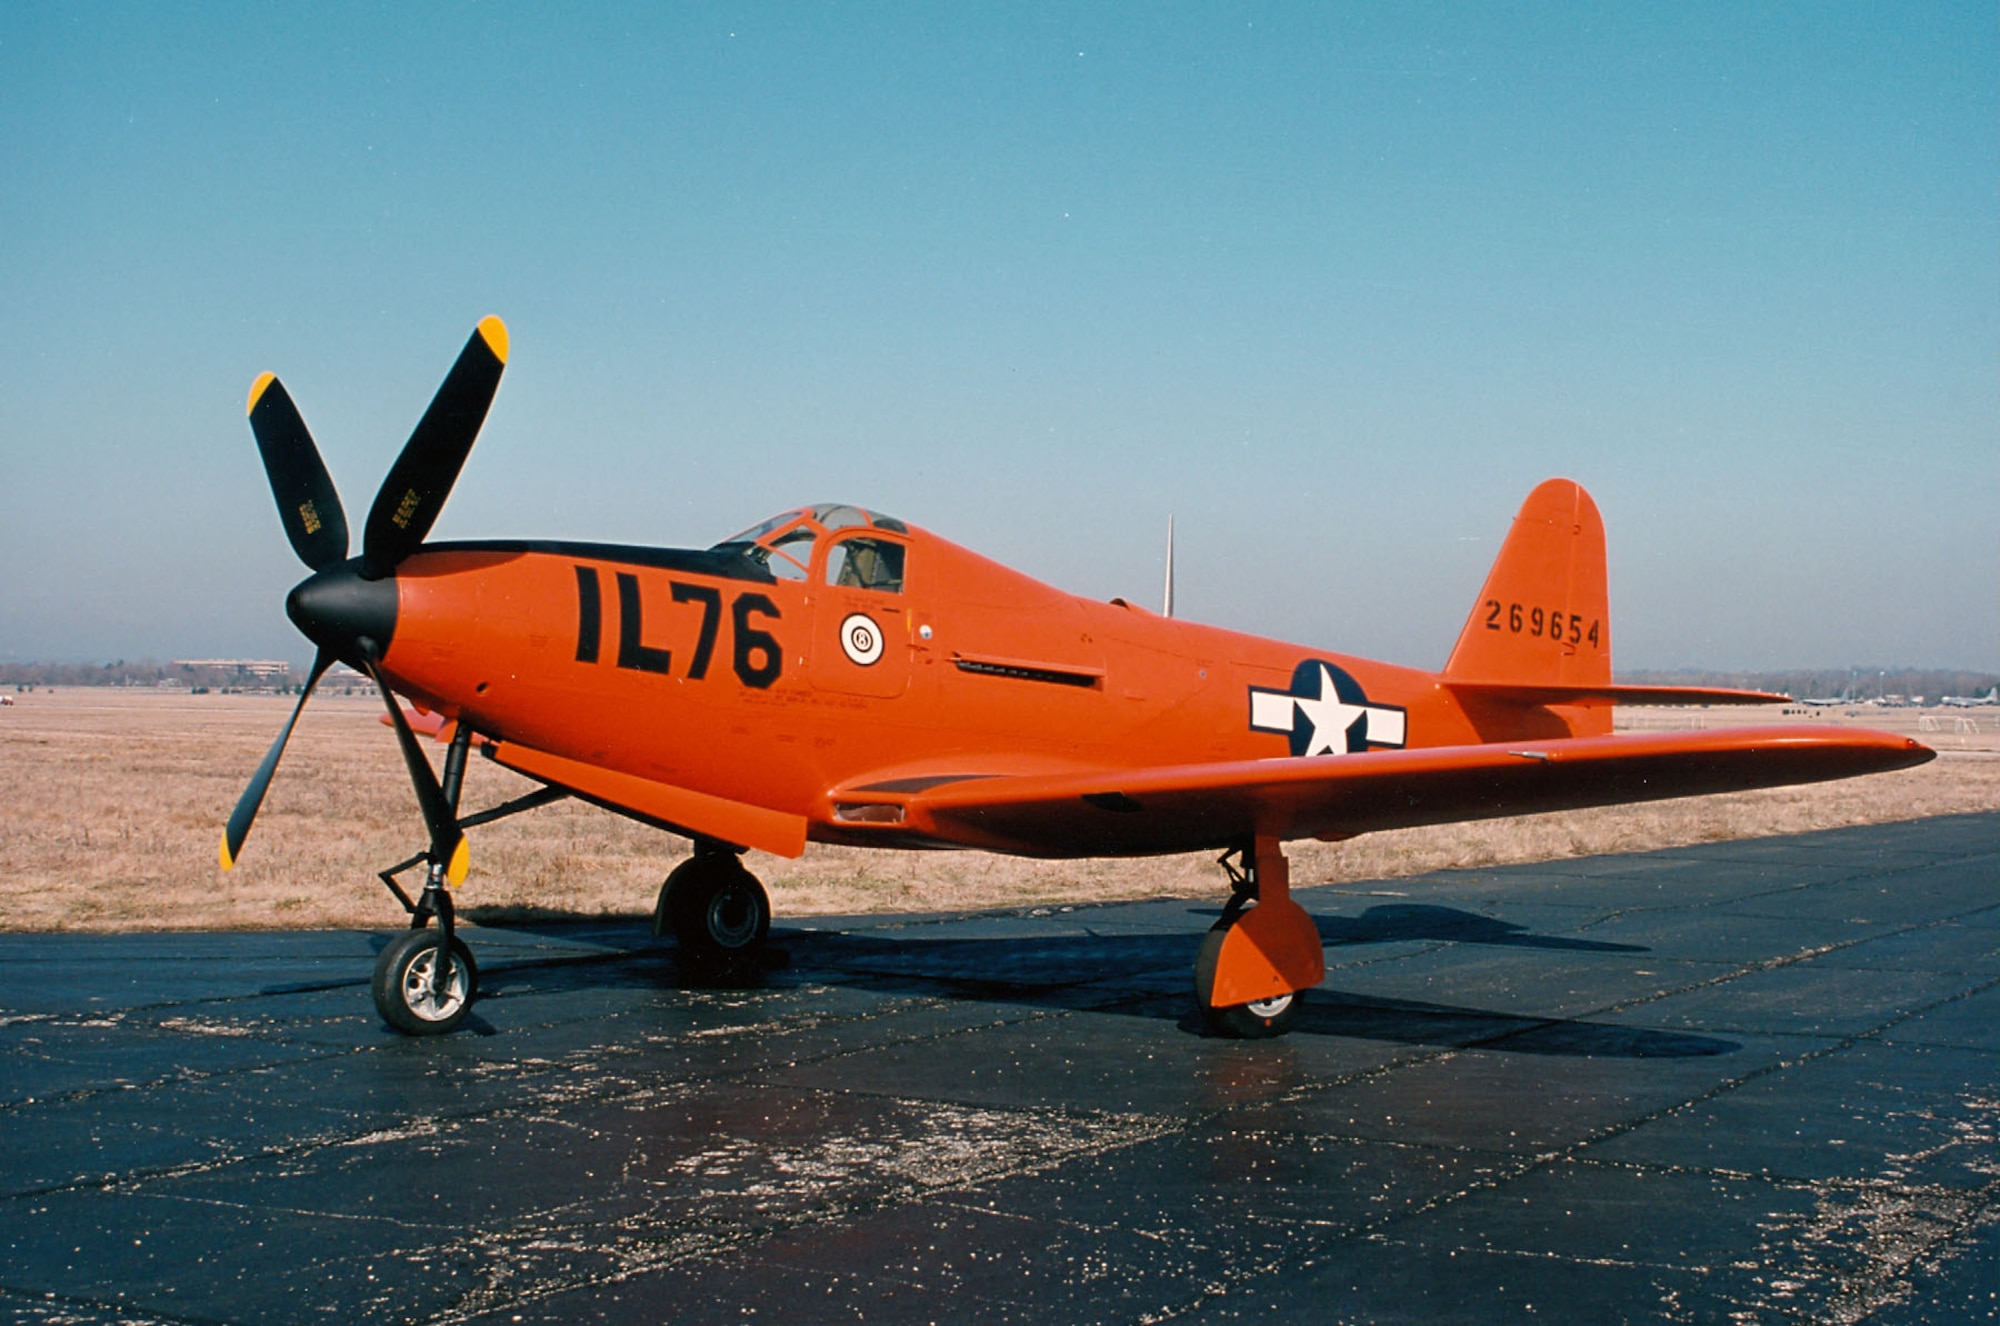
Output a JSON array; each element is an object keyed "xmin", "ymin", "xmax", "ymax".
[
  {"xmin": 219, "ymin": 649, "xmax": 335, "ymax": 870},
  {"xmin": 360, "ymin": 315, "xmax": 509, "ymax": 578},
  {"xmin": 358, "ymin": 655, "xmax": 469, "ymax": 886},
  {"xmin": 247, "ymin": 374, "xmax": 350, "ymax": 572}
]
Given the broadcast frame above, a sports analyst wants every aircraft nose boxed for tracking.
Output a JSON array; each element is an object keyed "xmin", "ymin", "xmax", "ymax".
[{"xmin": 286, "ymin": 562, "xmax": 398, "ymax": 658}]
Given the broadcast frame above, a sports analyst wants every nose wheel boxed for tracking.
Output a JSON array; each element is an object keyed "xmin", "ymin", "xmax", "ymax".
[{"xmin": 373, "ymin": 926, "xmax": 479, "ymax": 1035}]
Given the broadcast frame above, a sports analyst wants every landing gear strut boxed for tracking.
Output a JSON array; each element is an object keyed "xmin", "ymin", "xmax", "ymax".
[
  {"xmin": 366, "ymin": 723, "xmax": 572, "ymax": 1035},
  {"xmin": 369, "ymin": 723, "xmax": 493, "ymax": 1035},
  {"xmin": 1193, "ymin": 834, "xmax": 1323, "ymax": 1038},
  {"xmin": 654, "ymin": 839, "xmax": 771, "ymax": 975}
]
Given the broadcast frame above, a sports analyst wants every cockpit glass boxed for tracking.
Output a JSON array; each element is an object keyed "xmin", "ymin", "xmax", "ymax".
[
  {"xmin": 826, "ymin": 537, "xmax": 906, "ymax": 593},
  {"xmin": 715, "ymin": 509, "xmax": 812, "ymax": 548},
  {"xmin": 762, "ymin": 526, "xmax": 815, "ymax": 581},
  {"xmin": 713, "ymin": 504, "xmax": 905, "ymax": 552},
  {"xmin": 814, "ymin": 504, "xmax": 870, "ymax": 531}
]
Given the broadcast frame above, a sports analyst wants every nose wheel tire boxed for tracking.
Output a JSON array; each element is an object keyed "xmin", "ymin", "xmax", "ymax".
[
  {"xmin": 656, "ymin": 853, "xmax": 771, "ymax": 960},
  {"xmin": 372, "ymin": 929, "xmax": 479, "ymax": 1035}
]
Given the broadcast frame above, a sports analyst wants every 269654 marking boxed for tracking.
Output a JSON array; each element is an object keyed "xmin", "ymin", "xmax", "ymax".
[{"xmin": 1484, "ymin": 599, "xmax": 1601, "ymax": 649}]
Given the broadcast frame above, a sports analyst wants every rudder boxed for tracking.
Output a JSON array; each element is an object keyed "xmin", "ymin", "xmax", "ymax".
[{"xmin": 1443, "ymin": 478, "xmax": 1610, "ymax": 689}]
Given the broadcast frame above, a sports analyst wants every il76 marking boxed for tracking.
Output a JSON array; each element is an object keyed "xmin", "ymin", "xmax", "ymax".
[{"xmin": 573, "ymin": 566, "xmax": 783, "ymax": 689}]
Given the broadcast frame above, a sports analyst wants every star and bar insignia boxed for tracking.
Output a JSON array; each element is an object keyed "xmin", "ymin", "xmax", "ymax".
[{"xmin": 1249, "ymin": 660, "xmax": 1407, "ymax": 757}]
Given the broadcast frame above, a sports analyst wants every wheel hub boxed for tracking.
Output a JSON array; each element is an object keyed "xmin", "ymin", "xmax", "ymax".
[{"xmin": 400, "ymin": 948, "xmax": 468, "ymax": 1021}]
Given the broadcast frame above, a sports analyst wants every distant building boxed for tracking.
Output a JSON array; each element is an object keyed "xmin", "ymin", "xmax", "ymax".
[
  {"xmin": 173, "ymin": 659, "xmax": 292, "ymax": 680},
  {"xmin": 323, "ymin": 663, "xmax": 376, "ymax": 694}
]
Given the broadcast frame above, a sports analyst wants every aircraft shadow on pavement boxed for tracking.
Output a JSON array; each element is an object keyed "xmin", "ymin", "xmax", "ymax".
[{"xmin": 473, "ymin": 902, "xmax": 1734, "ymax": 1060}]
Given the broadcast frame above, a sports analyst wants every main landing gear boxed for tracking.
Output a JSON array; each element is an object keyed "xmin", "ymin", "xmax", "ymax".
[
  {"xmin": 654, "ymin": 839, "xmax": 772, "ymax": 977},
  {"xmin": 1193, "ymin": 835, "xmax": 1324, "ymax": 1038}
]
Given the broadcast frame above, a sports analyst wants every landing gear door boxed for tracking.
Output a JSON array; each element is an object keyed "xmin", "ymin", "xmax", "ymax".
[{"xmin": 809, "ymin": 534, "xmax": 911, "ymax": 699}]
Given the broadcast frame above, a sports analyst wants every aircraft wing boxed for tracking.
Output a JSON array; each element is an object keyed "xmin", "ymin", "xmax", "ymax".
[{"xmin": 892, "ymin": 726, "xmax": 1931, "ymax": 857}]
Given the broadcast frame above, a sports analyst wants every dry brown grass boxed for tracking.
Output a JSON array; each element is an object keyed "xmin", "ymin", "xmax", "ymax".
[{"xmin": 1, "ymin": 689, "xmax": 1993, "ymax": 933}]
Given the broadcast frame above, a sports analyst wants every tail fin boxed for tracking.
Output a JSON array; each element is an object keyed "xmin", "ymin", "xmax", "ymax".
[{"xmin": 1444, "ymin": 478, "xmax": 1610, "ymax": 688}]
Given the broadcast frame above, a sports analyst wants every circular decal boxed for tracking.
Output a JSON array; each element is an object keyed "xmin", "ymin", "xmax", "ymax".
[{"xmin": 839, "ymin": 613, "xmax": 884, "ymax": 667}]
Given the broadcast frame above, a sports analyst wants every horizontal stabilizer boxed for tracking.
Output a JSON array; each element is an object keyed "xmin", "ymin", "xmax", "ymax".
[{"xmin": 1443, "ymin": 681, "xmax": 1788, "ymax": 707}]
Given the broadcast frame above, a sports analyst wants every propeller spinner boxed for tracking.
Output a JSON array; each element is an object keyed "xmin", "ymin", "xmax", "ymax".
[{"xmin": 220, "ymin": 316, "xmax": 509, "ymax": 877}]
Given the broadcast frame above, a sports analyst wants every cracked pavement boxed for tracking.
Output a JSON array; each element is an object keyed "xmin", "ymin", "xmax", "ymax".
[{"xmin": 0, "ymin": 812, "xmax": 1993, "ymax": 1323}]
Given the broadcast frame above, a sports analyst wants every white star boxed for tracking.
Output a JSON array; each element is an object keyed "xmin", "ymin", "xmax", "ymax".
[{"xmin": 1293, "ymin": 665, "xmax": 1365, "ymax": 756}]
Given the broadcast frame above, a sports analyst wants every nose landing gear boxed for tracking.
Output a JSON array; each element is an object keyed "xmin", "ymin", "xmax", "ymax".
[{"xmin": 365, "ymin": 724, "xmax": 565, "ymax": 1037}]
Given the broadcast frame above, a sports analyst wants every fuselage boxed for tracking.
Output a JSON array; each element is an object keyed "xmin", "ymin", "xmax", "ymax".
[{"xmin": 343, "ymin": 506, "xmax": 1596, "ymax": 849}]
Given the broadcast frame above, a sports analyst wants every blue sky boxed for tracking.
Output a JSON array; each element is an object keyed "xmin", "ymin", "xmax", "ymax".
[{"xmin": 3, "ymin": 4, "xmax": 1994, "ymax": 672}]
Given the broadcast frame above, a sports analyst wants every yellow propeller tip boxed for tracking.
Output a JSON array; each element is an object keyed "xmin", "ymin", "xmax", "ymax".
[
  {"xmin": 476, "ymin": 315, "xmax": 509, "ymax": 365},
  {"xmin": 247, "ymin": 372, "xmax": 276, "ymax": 416},
  {"xmin": 218, "ymin": 834, "xmax": 237, "ymax": 871},
  {"xmin": 446, "ymin": 838, "xmax": 470, "ymax": 887}
]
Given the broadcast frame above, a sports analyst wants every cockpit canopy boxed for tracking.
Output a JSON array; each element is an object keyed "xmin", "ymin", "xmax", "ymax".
[{"xmin": 711, "ymin": 503, "xmax": 910, "ymax": 591}]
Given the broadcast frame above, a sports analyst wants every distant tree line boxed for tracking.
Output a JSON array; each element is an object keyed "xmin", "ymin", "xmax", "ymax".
[
  {"xmin": 5, "ymin": 658, "xmax": 1990, "ymax": 703},
  {"xmin": 0, "ymin": 659, "xmax": 306, "ymax": 692},
  {"xmin": 1618, "ymin": 668, "xmax": 1999, "ymax": 703}
]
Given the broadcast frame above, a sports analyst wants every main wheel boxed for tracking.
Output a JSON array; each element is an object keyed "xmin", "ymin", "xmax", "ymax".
[
  {"xmin": 658, "ymin": 853, "xmax": 771, "ymax": 960},
  {"xmin": 1193, "ymin": 924, "xmax": 1303, "ymax": 1039},
  {"xmin": 372, "ymin": 929, "xmax": 478, "ymax": 1035}
]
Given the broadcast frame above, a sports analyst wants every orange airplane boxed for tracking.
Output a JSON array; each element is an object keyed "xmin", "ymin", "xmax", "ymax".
[{"xmin": 222, "ymin": 317, "xmax": 1933, "ymax": 1037}]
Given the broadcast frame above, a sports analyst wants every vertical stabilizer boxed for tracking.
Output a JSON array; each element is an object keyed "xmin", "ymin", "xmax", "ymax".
[{"xmin": 1443, "ymin": 478, "xmax": 1610, "ymax": 689}]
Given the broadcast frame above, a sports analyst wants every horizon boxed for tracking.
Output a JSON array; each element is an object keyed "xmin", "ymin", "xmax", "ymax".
[{"xmin": 5, "ymin": 655, "xmax": 1994, "ymax": 693}]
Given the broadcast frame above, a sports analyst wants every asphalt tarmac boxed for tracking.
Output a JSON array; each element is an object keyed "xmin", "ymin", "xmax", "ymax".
[{"xmin": 1, "ymin": 812, "xmax": 1994, "ymax": 1324}]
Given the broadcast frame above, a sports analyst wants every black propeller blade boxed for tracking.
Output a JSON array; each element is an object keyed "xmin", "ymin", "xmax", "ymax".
[
  {"xmin": 361, "ymin": 315, "xmax": 509, "ymax": 579},
  {"xmin": 360, "ymin": 653, "xmax": 469, "ymax": 885},
  {"xmin": 219, "ymin": 648, "xmax": 335, "ymax": 870},
  {"xmin": 224, "ymin": 315, "xmax": 506, "ymax": 877},
  {"xmin": 247, "ymin": 374, "xmax": 350, "ymax": 572}
]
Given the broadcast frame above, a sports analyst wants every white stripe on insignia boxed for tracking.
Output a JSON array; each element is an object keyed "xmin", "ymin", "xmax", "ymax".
[
  {"xmin": 1366, "ymin": 707, "xmax": 1405, "ymax": 746},
  {"xmin": 1250, "ymin": 689, "xmax": 1297, "ymax": 732}
]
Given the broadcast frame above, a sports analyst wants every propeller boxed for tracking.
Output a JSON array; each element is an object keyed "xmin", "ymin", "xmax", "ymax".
[{"xmin": 221, "ymin": 316, "xmax": 508, "ymax": 876}]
